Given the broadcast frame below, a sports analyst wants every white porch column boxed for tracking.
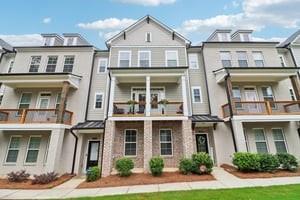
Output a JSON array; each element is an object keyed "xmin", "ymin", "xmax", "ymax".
[
  {"xmin": 45, "ymin": 128, "xmax": 65, "ymax": 173},
  {"xmin": 146, "ymin": 76, "xmax": 151, "ymax": 117},
  {"xmin": 181, "ymin": 76, "xmax": 188, "ymax": 116},
  {"xmin": 231, "ymin": 119, "xmax": 248, "ymax": 152},
  {"xmin": 108, "ymin": 76, "xmax": 116, "ymax": 117}
]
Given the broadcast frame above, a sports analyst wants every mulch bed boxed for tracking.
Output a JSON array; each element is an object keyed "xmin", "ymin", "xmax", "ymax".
[
  {"xmin": 221, "ymin": 164, "xmax": 300, "ymax": 179},
  {"xmin": 0, "ymin": 174, "xmax": 74, "ymax": 189},
  {"xmin": 78, "ymin": 172, "xmax": 215, "ymax": 188}
]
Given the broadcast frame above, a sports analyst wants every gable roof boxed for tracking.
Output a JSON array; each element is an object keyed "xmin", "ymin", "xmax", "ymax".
[
  {"xmin": 0, "ymin": 38, "xmax": 13, "ymax": 52},
  {"xmin": 278, "ymin": 30, "xmax": 300, "ymax": 48},
  {"xmin": 105, "ymin": 15, "xmax": 191, "ymax": 47}
]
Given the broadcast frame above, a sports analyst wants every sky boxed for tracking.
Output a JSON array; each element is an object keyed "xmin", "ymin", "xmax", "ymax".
[{"xmin": 0, "ymin": 0, "xmax": 300, "ymax": 49}]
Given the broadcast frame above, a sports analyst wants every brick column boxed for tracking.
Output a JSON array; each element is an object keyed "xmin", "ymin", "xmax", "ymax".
[
  {"xmin": 56, "ymin": 81, "xmax": 70, "ymax": 123},
  {"xmin": 102, "ymin": 120, "xmax": 115, "ymax": 177},
  {"xmin": 182, "ymin": 120, "xmax": 194, "ymax": 158},
  {"xmin": 45, "ymin": 128, "xmax": 65, "ymax": 173},
  {"xmin": 290, "ymin": 75, "xmax": 300, "ymax": 100},
  {"xmin": 143, "ymin": 120, "xmax": 152, "ymax": 172}
]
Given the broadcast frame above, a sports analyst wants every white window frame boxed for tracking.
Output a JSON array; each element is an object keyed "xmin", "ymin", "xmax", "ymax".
[
  {"xmin": 124, "ymin": 129, "xmax": 138, "ymax": 157},
  {"xmin": 237, "ymin": 51, "xmax": 248, "ymax": 67},
  {"xmin": 4, "ymin": 135, "xmax": 22, "ymax": 165},
  {"xmin": 165, "ymin": 50, "xmax": 179, "ymax": 67},
  {"xmin": 24, "ymin": 136, "xmax": 42, "ymax": 165},
  {"xmin": 36, "ymin": 92, "xmax": 51, "ymax": 109},
  {"xmin": 94, "ymin": 92, "xmax": 104, "ymax": 109},
  {"xmin": 29, "ymin": 56, "xmax": 41, "ymax": 72},
  {"xmin": 220, "ymin": 51, "xmax": 232, "ymax": 67},
  {"xmin": 159, "ymin": 129, "xmax": 173, "ymax": 156},
  {"xmin": 46, "ymin": 55, "xmax": 58, "ymax": 72},
  {"xmin": 188, "ymin": 53, "xmax": 199, "ymax": 69},
  {"xmin": 98, "ymin": 58, "xmax": 108, "ymax": 73},
  {"xmin": 145, "ymin": 32, "xmax": 152, "ymax": 42},
  {"xmin": 272, "ymin": 128, "xmax": 288, "ymax": 153},
  {"xmin": 18, "ymin": 92, "xmax": 32, "ymax": 110},
  {"xmin": 192, "ymin": 86, "xmax": 202, "ymax": 103},
  {"xmin": 63, "ymin": 55, "xmax": 75, "ymax": 73},
  {"xmin": 43, "ymin": 137, "xmax": 50, "ymax": 165},
  {"xmin": 279, "ymin": 55, "xmax": 286, "ymax": 67},
  {"xmin": 118, "ymin": 51, "xmax": 131, "ymax": 68},
  {"xmin": 138, "ymin": 50, "xmax": 151, "ymax": 67},
  {"xmin": 253, "ymin": 128, "xmax": 269, "ymax": 153},
  {"xmin": 55, "ymin": 93, "xmax": 61, "ymax": 110},
  {"xmin": 252, "ymin": 51, "xmax": 265, "ymax": 67}
]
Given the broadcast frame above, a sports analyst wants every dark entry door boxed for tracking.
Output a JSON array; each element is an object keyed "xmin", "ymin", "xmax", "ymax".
[
  {"xmin": 86, "ymin": 141, "xmax": 100, "ymax": 170},
  {"xmin": 196, "ymin": 134, "xmax": 209, "ymax": 153}
]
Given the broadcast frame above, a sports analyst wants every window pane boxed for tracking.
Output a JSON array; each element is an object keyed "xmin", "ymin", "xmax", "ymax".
[
  {"xmin": 255, "ymin": 130, "xmax": 266, "ymax": 141},
  {"xmin": 28, "ymin": 137, "xmax": 41, "ymax": 149},
  {"xmin": 29, "ymin": 56, "xmax": 41, "ymax": 72},
  {"xmin": 125, "ymin": 143, "xmax": 136, "ymax": 156},
  {"xmin": 253, "ymin": 52, "xmax": 264, "ymax": 67},
  {"xmin": 63, "ymin": 56, "xmax": 75, "ymax": 72},
  {"xmin": 46, "ymin": 56, "xmax": 58, "ymax": 72},
  {"xmin": 189, "ymin": 54, "xmax": 198, "ymax": 69},
  {"xmin": 139, "ymin": 52, "xmax": 150, "ymax": 67},
  {"xmin": 9, "ymin": 137, "xmax": 20, "ymax": 148},
  {"xmin": 256, "ymin": 142, "xmax": 268, "ymax": 153},
  {"xmin": 26, "ymin": 150, "xmax": 39, "ymax": 163},
  {"xmin": 166, "ymin": 51, "xmax": 178, "ymax": 67},
  {"xmin": 95, "ymin": 94, "xmax": 103, "ymax": 108},
  {"xmin": 20, "ymin": 93, "xmax": 32, "ymax": 104},
  {"xmin": 220, "ymin": 52, "xmax": 231, "ymax": 60},
  {"xmin": 274, "ymin": 141, "xmax": 287, "ymax": 153},
  {"xmin": 6, "ymin": 150, "xmax": 19, "ymax": 163},
  {"xmin": 125, "ymin": 130, "xmax": 137, "ymax": 142},
  {"xmin": 193, "ymin": 88, "xmax": 201, "ymax": 102}
]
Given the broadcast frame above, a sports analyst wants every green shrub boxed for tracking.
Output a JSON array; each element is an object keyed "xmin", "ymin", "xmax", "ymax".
[
  {"xmin": 191, "ymin": 153, "xmax": 213, "ymax": 174},
  {"xmin": 258, "ymin": 154, "xmax": 280, "ymax": 172},
  {"xmin": 179, "ymin": 158, "xmax": 193, "ymax": 175},
  {"xmin": 86, "ymin": 166, "xmax": 100, "ymax": 182},
  {"xmin": 149, "ymin": 156, "xmax": 164, "ymax": 176},
  {"xmin": 115, "ymin": 157, "xmax": 134, "ymax": 177},
  {"xmin": 277, "ymin": 153, "xmax": 298, "ymax": 171},
  {"xmin": 232, "ymin": 152, "xmax": 260, "ymax": 172}
]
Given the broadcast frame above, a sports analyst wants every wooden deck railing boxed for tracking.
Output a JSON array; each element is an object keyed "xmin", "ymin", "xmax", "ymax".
[
  {"xmin": 113, "ymin": 101, "xmax": 183, "ymax": 116},
  {"xmin": 0, "ymin": 109, "xmax": 73, "ymax": 125},
  {"xmin": 222, "ymin": 101, "xmax": 300, "ymax": 118}
]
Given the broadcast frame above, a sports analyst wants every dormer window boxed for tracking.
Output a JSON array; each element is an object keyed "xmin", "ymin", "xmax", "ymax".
[
  {"xmin": 218, "ymin": 33, "xmax": 230, "ymax": 41},
  {"xmin": 64, "ymin": 37, "xmax": 77, "ymax": 46},
  {"xmin": 44, "ymin": 37, "xmax": 54, "ymax": 46},
  {"xmin": 145, "ymin": 32, "xmax": 152, "ymax": 42},
  {"xmin": 241, "ymin": 33, "xmax": 250, "ymax": 41}
]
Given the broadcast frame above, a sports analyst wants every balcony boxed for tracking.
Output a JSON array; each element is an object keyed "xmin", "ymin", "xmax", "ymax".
[
  {"xmin": 222, "ymin": 101, "xmax": 300, "ymax": 118},
  {"xmin": 0, "ymin": 109, "xmax": 73, "ymax": 125},
  {"xmin": 113, "ymin": 101, "xmax": 183, "ymax": 117}
]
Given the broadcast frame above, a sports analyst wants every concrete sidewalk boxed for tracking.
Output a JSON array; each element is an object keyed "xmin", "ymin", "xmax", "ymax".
[{"xmin": 1, "ymin": 167, "xmax": 300, "ymax": 199}]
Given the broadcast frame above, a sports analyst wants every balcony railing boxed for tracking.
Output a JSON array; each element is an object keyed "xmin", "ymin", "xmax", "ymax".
[
  {"xmin": 113, "ymin": 101, "xmax": 183, "ymax": 117},
  {"xmin": 222, "ymin": 101, "xmax": 300, "ymax": 118},
  {"xmin": 0, "ymin": 109, "xmax": 73, "ymax": 125}
]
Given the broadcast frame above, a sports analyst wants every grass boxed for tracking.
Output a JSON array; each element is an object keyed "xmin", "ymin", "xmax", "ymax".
[{"xmin": 72, "ymin": 184, "xmax": 300, "ymax": 200}]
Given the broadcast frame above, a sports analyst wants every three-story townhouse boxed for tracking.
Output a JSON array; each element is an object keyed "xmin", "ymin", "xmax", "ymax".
[
  {"xmin": 0, "ymin": 33, "xmax": 95, "ymax": 176},
  {"xmin": 202, "ymin": 30, "xmax": 300, "ymax": 165}
]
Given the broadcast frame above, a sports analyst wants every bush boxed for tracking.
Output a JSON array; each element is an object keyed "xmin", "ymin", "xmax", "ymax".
[
  {"xmin": 179, "ymin": 158, "xmax": 193, "ymax": 175},
  {"xmin": 258, "ymin": 154, "xmax": 279, "ymax": 172},
  {"xmin": 232, "ymin": 152, "xmax": 260, "ymax": 172},
  {"xmin": 277, "ymin": 153, "xmax": 298, "ymax": 171},
  {"xmin": 191, "ymin": 153, "xmax": 214, "ymax": 174},
  {"xmin": 7, "ymin": 170, "xmax": 30, "ymax": 182},
  {"xmin": 32, "ymin": 172, "xmax": 58, "ymax": 184},
  {"xmin": 86, "ymin": 166, "xmax": 100, "ymax": 182},
  {"xmin": 115, "ymin": 158, "xmax": 134, "ymax": 177},
  {"xmin": 149, "ymin": 156, "xmax": 164, "ymax": 176}
]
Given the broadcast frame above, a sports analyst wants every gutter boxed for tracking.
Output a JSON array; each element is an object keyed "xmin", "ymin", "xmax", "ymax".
[{"xmin": 70, "ymin": 128, "xmax": 78, "ymax": 174}]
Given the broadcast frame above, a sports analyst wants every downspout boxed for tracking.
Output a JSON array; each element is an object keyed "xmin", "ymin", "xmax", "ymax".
[
  {"xmin": 70, "ymin": 128, "xmax": 78, "ymax": 174},
  {"xmin": 224, "ymin": 73, "xmax": 238, "ymax": 152}
]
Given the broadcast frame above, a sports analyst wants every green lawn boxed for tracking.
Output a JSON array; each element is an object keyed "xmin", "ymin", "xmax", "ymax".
[{"xmin": 73, "ymin": 184, "xmax": 300, "ymax": 200}]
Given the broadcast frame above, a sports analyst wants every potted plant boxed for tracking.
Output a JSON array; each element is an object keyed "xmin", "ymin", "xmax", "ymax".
[
  {"xmin": 127, "ymin": 100, "xmax": 137, "ymax": 114},
  {"xmin": 158, "ymin": 99, "xmax": 169, "ymax": 115}
]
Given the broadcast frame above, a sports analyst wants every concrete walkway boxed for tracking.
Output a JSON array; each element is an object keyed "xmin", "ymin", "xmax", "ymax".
[{"xmin": 1, "ymin": 167, "xmax": 300, "ymax": 199}]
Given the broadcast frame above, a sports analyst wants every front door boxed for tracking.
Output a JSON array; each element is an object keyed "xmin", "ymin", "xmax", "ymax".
[
  {"xmin": 196, "ymin": 134, "xmax": 209, "ymax": 153},
  {"xmin": 36, "ymin": 93, "xmax": 51, "ymax": 121},
  {"xmin": 244, "ymin": 87, "xmax": 259, "ymax": 113},
  {"xmin": 86, "ymin": 141, "xmax": 100, "ymax": 170},
  {"xmin": 138, "ymin": 93, "xmax": 146, "ymax": 113}
]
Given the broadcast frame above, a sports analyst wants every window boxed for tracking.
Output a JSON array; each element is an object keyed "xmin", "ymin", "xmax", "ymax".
[
  {"xmin": 279, "ymin": 56, "xmax": 286, "ymax": 67},
  {"xmin": 44, "ymin": 37, "xmax": 54, "ymax": 46},
  {"xmin": 253, "ymin": 52, "xmax": 264, "ymax": 67},
  {"xmin": 165, "ymin": 51, "xmax": 178, "ymax": 67},
  {"xmin": 118, "ymin": 51, "xmax": 131, "ymax": 67},
  {"xmin": 241, "ymin": 33, "xmax": 250, "ymax": 42},
  {"xmin": 18, "ymin": 93, "xmax": 32, "ymax": 110},
  {"xmin": 192, "ymin": 87, "xmax": 202, "ymax": 103},
  {"xmin": 55, "ymin": 93, "xmax": 61, "ymax": 110},
  {"xmin": 64, "ymin": 37, "xmax": 76, "ymax": 46},
  {"xmin": 29, "ymin": 56, "xmax": 41, "ymax": 72},
  {"xmin": 138, "ymin": 51, "xmax": 151, "ymax": 67},
  {"xmin": 272, "ymin": 128, "xmax": 287, "ymax": 153},
  {"xmin": 5, "ymin": 136, "xmax": 21, "ymax": 163},
  {"xmin": 289, "ymin": 88, "xmax": 296, "ymax": 100},
  {"xmin": 124, "ymin": 130, "xmax": 137, "ymax": 156},
  {"xmin": 145, "ymin": 32, "xmax": 152, "ymax": 42},
  {"xmin": 8, "ymin": 60, "xmax": 14, "ymax": 73},
  {"xmin": 0, "ymin": 94, "xmax": 3, "ymax": 105},
  {"xmin": 188, "ymin": 54, "xmax": 199, "ymax": 69},
  {"xmin": 254, "ymin": 129, "xmax": 268, "ymax": 153},
  {"xmin": 98, "ymin": 58, "xmax": 108, "ymax": 73},
  {"xmin": 25, "ymin": 136, "xmax": 41, "ymax": 163},
  {"xmin": 63, "ymin": 56, "xmax": 75, "ymax": 72},
  {"xmin": 237, "ymin": 51, "xmax": 248, "ymax": 67},
  {"xmin": 218, "ymin": 33, "xmax": 229, "ymax": 41},
  {"xmin": 94, "ymin": 93, "xmax": 103, "ymax": 109},
  {"xmin": 232, "ymin": 86, "xmax": 242, "ymax": 109},
  {"xmin": 261, "ymin": 86, "xmax": 275, "ymax": 108},
  {"xmin": 160, "ymin": 129, "xmax": 173, "ymax": 156},
  {"xmin": 46, "ymin": 56, "xmax": 58, "ymax": 72},
  {"xmin": 220, "ymin": 51, "xmax": 232, "ymax": 67}
]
